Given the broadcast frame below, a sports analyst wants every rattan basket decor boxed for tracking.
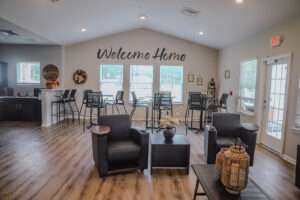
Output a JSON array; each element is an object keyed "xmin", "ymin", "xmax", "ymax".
[
  {"xmin": 215, "ymin": 148, "xmax": 229, "ymax": 178},
  {"xmin": 221, "ymin": 146, "xmax": 250, "ymax": 194}
]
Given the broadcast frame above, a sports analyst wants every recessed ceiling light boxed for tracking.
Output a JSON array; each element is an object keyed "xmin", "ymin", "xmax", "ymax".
[
  {"xmin": 139, "ymin": 14, "xmax": 146, "ymax": 20},
  {"xmin": 199, "ymin": 31, "xmax": 204, "ymax": 35},
  {"xmin": 235, "ymin": 0, "xmax": 244, "ymax": 3},
  {"xmin": 80, "ymin": 28, "xmax": 87, "ymax": 32}
]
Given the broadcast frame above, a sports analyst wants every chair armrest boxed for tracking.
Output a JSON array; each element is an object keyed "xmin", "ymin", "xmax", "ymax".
[
  {"xmin": 204, "ymin": 125, "xmax": 217, "ymax": 164},
  {"xmin": 130, "ymin": 128, "xmax": 149, "ymax": 170},
  {"xmin": 240, "ymin": 126, "xmax": 258, "ymax": 166},
  {"xmin": 241, "ymin": 123, "xmax": 259, "ymax": 132},
  {"xmin": 130, "ymin": 128, "xmax": 149, "ymax": 146},
  {"xmin": 91, "ymin": 133, "xmax": 109, "ymax": 177}
]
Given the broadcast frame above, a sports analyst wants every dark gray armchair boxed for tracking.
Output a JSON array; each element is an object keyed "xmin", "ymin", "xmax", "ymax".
[
  {"xmin": 204, "ymin": 113, "xmax": 258, "ymax": 166},
  {"xmin": 92, "ymin": 115, "xmax": 149, "ymax": 177}
]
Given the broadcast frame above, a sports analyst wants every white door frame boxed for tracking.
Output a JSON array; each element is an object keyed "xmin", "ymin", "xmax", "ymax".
[{"xmin": 259, "ymin": 53, "xmax": 292, "ymax": 156}]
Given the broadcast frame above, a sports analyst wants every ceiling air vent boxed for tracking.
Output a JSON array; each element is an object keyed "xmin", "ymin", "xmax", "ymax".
[
  {"xmin": 0, "ymin": 30, "xmax": 18, "ymax": 36},
  {"xmin": 182, "ymin": 7, "xmax": 200, "ymax": 18}
]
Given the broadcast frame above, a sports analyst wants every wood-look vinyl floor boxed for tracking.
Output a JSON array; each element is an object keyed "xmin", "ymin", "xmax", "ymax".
[{"xmin": 0, "ymin": 120, "xmax": 299, "ymax": 200}]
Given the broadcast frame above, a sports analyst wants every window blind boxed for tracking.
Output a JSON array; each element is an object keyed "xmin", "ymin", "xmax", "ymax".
[
  {"xmin": 295, "ymin": 78, "xmax": 300, "ymax": 127},
  {"xmin": 99, "ymin": 65, "xmax": 123, "ymax": 96}
]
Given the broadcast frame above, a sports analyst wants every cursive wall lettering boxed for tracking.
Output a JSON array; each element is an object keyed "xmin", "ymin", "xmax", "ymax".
[{"xmin": 97, "ymin": 47, "xmax": 186, "ymax": 61}]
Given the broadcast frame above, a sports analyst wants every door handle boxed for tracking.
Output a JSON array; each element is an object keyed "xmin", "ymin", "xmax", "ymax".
[{"xmin": 263, "ymin": 100, "xmax": 267, "ymax": 109}]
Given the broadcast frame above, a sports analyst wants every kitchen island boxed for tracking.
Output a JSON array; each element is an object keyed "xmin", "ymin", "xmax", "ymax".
[{"xmin": 40, "ymin": 89, "xmax": 63, "ymax": 127}]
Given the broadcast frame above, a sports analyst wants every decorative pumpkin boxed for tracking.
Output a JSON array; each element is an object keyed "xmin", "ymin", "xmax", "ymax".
[{"xmin": 73, "ymin": 69, "xmax": 88, "ymax": 84}]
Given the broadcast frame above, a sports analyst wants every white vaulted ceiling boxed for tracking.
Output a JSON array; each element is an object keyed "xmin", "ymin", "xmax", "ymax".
[{"xmin": 0, "ymin": 0, "xmax": 300, "ymax": 49}]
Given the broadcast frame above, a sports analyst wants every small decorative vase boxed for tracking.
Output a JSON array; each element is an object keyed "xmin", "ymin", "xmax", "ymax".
[{"xmin": 163, "ymin": 127, "xmax": 176, "ymax": 141}]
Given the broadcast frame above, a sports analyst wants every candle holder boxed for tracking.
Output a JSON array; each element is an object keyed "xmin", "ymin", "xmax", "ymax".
[
  {"xmin": 215, "ymin": 148, "xmax": 229, "ymax": 178},
  {"xmin": 221, "ymin": 146, "xmax": 250, "ymax": 194}
]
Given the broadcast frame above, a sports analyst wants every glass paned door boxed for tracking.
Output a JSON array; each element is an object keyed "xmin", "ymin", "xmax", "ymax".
[{"xmin": 262, "ymin": 58, "xmax": 289, "ymax": 153}]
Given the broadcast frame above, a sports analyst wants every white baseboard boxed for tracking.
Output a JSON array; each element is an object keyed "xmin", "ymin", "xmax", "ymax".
[{"xmin": 282, "ymin": 154, "xmax": 296, "ymax": 165}]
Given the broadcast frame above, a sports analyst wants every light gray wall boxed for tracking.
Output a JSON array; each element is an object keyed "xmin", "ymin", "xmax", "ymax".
[
  {"xmin": 0, "ymin": 44, "xmax": 63, "ymax": 96},
  {"xmin": 218, "ymin": 16, "xmax": 300, "ymax": 160},
  {"xmin": 64, "ymin": 28, "xmax": 219, "ymax": 120}
]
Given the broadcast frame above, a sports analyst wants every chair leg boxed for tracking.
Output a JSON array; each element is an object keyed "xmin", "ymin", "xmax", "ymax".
[
  {"xmin": 186, "ymin": 108, "xmax": 190, "ymax": 135},
  {"xmin": 90, "ymin": 107, "xmax": 93, "ymax": 127},
  {"xmin": 68, "ymin": 102, "xmax": 74, "ymax": 123},
  {"xmin": 74, "ymin": 101, "xmax": 80, "ymax": 124},
  {"xmin": 79, "ymin": 101, "xmax": 84, "ymax": 116},
  {"xmin": 130, "ymin": 106, "xmax": 136, "ymax": 118},
  {"xmin": 83, "ymin": 106, "xmax": 87, "ymax": 132},
  {"xmin": 123, "ymin": 104, "xmax": 127, "ymax": 114},
  {"xmin": 51, "ymin": 102, "xmax": 53, "ymax": 126},
  {"xmin": 191, "ymin": 109, "xmax": 193, "ymax": 130},
  {"xmin": 115, "ymin": 104, "xmax": 120, "ymax": 114},
  {"xmin": 145, "ymin": 106, "xmax": 149, "ymax": 129}
]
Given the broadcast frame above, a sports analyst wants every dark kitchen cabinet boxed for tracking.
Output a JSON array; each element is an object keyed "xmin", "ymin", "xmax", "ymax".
[
  {"xmin": 0, "ymin": 99, "xmax": 4, "ymax": 121},
  {"xmin": 2, "ymin": 98, "xmax": 41, "ymax": 122},
  {"xmin": 5, "ymin": 99, "xmax": 18, "ymax": 120}
]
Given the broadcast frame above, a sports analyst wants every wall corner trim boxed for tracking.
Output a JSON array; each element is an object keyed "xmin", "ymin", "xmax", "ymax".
[{"xmin": 282, "ymin": 154, "xmax": 296, "ymax": 165}]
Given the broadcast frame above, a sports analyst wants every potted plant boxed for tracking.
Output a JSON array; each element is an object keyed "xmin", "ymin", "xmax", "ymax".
[{"xmin": 159, "ymin": 115, "xmax": 179, "ymax": 141}]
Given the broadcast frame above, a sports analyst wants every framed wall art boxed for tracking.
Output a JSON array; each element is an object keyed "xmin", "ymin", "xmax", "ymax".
[
  {"xmin": 225, "ymin": 70, "xmax": 230, "ymax": 79},
  {"xmin": 196, "ymin": 76, "xmax": 203, "ymax": 86},
  {"xmin": 188, "ymin": 73, "xmax": 194, "ymax": 82}
]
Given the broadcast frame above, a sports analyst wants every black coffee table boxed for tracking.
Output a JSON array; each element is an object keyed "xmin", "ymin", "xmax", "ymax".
[
  {"xmin": 150, "ymin": 133, "xmax": 190, "ymax": 174},
  {"xmin": 192, "ymin": 164, "xmax": 272, "ymax": 200}
]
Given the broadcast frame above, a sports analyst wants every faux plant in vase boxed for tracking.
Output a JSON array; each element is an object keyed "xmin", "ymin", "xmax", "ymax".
[{"xmin": 159, "ymin": 115, "xmax": 179, "ymax": 141}]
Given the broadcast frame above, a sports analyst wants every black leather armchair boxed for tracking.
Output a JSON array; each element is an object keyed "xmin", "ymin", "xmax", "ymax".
[
  {"xmin": 92, "ymin": 115, "xmax": 149, "ymax": 177},
  {"xmin": 204, "ymin": 113, "xmax": 257, "ymax": 166}
]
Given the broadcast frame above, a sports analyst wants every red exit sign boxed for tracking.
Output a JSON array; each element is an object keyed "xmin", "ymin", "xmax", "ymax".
[{"xmin": 271, "ymin": 36, "xmax": 282, "ymax": 47}]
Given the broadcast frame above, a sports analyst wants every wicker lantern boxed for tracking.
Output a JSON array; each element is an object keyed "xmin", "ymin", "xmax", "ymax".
[
  {"xmin": 221, "ymin": 146, "xmax": 250, "ymax": 194},
  {"xmin": 215, "ymin": 148, "xmax": 228, "ymax": 178}
]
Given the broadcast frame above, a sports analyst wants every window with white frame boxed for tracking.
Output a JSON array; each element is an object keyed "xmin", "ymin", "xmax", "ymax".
[
  {"xmin": 160, "ymin": 65, "xmax": 183, "ymax": 103},
  {"xmin": 238, "ymin": 59, "xmax": 258, "ymax": 114},
  {"xmin": 129, "ymin": 65, "xmax": 153, "ymax": 101},
  {"xmin": 295, "ymin": 78, "xmax": 300, "ymax": 128},
  {"xmin": 100, "ymin": 64, "xmax": 123, "ymax": 96},
  {"xmin": 17, "ymin": 62, "xmax": 40, "ymax": 84}
]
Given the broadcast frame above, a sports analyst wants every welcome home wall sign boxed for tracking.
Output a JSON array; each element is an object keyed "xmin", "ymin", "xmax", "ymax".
[{"xmin": 97, "ymin": 47, "xmax": 186, "ymax": 61}]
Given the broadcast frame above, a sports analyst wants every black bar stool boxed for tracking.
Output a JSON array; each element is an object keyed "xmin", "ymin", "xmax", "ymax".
[
  {"xmin": 65, "ymin": 89, "xmax": 80, "ymax": 124},
  {"xmin": 105, "ymin": 90, "xmax": 127, "ymax": 114},
  {"xmin": 83, "ymin": 92, "xmax": 105, "ymax": 132},
  {"xmin": 51, "ymin": 89, "xmax": 70, "ymax": 126},
  {"xmin": 79, "ymin": 89, "xmax": 93, "ymax": 116},
  {"xmin": 185, "ymin": 92, "xmax": 206, "ymax": 134},
  {"xmin": 130, "ymin": 91, "xmax": 149, "ymax": 129}
]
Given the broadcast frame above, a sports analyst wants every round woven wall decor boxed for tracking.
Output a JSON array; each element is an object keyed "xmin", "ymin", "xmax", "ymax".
[
  {"xmin": 73, "ymin": 69, "xmax": 88, "ymax": 84},
  {"xmin": 43, "ymin": 64, "xmax": 59, "ymax": 81}
]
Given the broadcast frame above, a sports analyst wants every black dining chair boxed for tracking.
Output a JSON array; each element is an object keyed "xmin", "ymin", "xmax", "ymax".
[
  {"xmin": 185, "ymin": 92, "xmax": 206, "ymax": 134},
  {"xmin": 130, "ymin": 91, "xmax": 149, "ymax": 129},
  {"xmin": 151, "ymin": 92, "xmax": 173, "ymax": 130},
  {"xmin": 217, "ymin": 93, "xmax": 229, "ymax": 113},
  {"xmin": 105, "ymin": 90, "xmax": 127, "ymax": 114},
  {"xmin": 51, "ymin": 89, "xmax": 70, "ymax": 126},
  {"xmin": 83, "ymin": 92, "xmax": 106, "ymax": 132}
]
